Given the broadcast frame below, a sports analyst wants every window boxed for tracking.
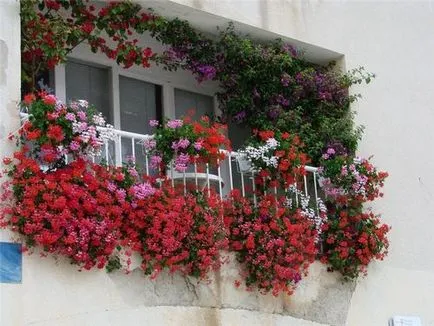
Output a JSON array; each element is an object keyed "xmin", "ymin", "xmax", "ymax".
[
  {"xmin": 174, "ymin": 88, "xmax": 214, "ymax": 120},
  {"xmin": 62, "ymin": 60, "xmax": 216, "ymax": 130},
  {"xmin": 60, "ymin": 59, "xmax": 219, "ymax": 172},
  {"xmin": 119, "ymin": 76, "xmax": 162, "ymax": 135},
  {"xmin": 65, "ymin": 61, "xmax": 111, "ymax": 123}
]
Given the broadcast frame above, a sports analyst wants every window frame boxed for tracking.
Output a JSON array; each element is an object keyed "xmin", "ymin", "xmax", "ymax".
[{"xmin": 55, "ymin": 56, "xmax": 219, "ymax": 134}]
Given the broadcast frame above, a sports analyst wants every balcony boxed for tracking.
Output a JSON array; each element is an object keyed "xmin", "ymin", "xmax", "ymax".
[
  {"xmin": 79, "ymin": 126, "xmax": 324, "ymax": 214},
  {"xmin": 19, "ymin": 111, "xmax": 324, "ymax": 221}
]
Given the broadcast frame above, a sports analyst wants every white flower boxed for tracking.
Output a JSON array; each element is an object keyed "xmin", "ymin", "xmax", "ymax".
[
  {"xmin": 92, "ymin": 113, "xmax": 106, "ymax": 126},
  {"xmin": 265, "ymin": 137, "xmax": 279, "ymax": 149},
  {"xmin": 77, "ymin": 100, "xmax": 89, "ymax": 108}
]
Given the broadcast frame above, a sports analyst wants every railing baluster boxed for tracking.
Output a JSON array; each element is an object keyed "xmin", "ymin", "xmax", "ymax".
[
  {"xmin": 183, "ymin": 170, "xmax": 186, "ymax": 195},
  {"xmin": 131, "ymin": 138, "xmax": 135, "ymax": 162},
  {"xmin": 104, "ymin": 141, "xmax": 109, "ymax": 164},
  {"xmin": 228, "ymin": 153, "xmax": 234, "ymax": 191},
  {"xmin": 145, "ymin": 152, "xmax": 149, "ymax": 176},
  {"xmin": 194, "ymin": 160, "xmax": 198, "ymax": 190},
  {"xmin": 252, "ymin": 172, "xmax": 257, "ymax": 207},
  {"xmin": 294, "ymin": 180, "xmax": 299, "ymax": 207},
  {"xmin": 304, "ymin": 174, "xmax": 308, "ymax": 196},
  {"xmin": 206, "ymin": 163, "xmax": 210, "ymax": 197},
  {"xmin": 217, "ymin": 158, "xmax": 222, "ymax": 199},
  {"xmin": 117, "ymin": 134, "xmax": 122, "ymax": 167},
  {"xmin": 171, "ymin": 161, "xmax": 174, "ymax": 188},
  {"xmin": 240, "ymin": 171, "xmax": 245, "ymax": 197},
  {"xmin": 313, "ymin": 171, "xmax": 319, "ymax": 216}
]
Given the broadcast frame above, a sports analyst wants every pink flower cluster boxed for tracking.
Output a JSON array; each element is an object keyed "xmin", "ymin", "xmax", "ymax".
[
  {"xmin": 166, "ymin": 119, "xmax": 183, "ymax": 129},
  {"xmin": 130, "ymin": 182, "xmax": 156, "ymax": 200}
]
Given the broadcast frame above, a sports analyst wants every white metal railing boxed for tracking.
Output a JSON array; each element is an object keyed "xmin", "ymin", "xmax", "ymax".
[
  {"xmin": 17, "ymin": 113, "xmax": 322, "ymax": 212},
  {"xmin": 91, "ymin": 127, "xmax": 323, "ymax": 215}
]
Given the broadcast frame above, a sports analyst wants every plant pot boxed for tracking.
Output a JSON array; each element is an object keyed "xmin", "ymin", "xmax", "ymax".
[{"xmin": 236, "ymin": 154, "xmax": 252, "ymax": 173}]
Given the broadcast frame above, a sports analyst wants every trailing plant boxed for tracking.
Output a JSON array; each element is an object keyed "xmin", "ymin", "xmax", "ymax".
[
  {"xmin": 20, "ymin": 93, "xmax": 114, "ymax": 169},
  {"xmin": 320, "ymin": 208, "xmax": 390, "ymax": 279},
  {"xmin": 145, "ymin": 115, "xmax": 230, "ymax": 173},
  {"xmin": 21, "ymin": 0, "xmax": 156, "ymax": 90},
  {"xmin": 21, "ymin": 0, "xmax": 374, "ymax": 165},
  {"xmin": 318, "ymin": 148, "xmax": 390, "ymax": 279},
  {"xmin": 223, "ymin": 190, "xmax": 319, "ymax": 296},
  {"xmin": 0, "ymin": 156, "xmax": 132, "ymax": 270},
  {"xmin": 120, "ymin": 185, "xmax": 227, "ymax": 279},
  {"xmin": 238, "ymin": 129, "xmax": 309, "ymax": 188},
  {"xmin": 11, "ymin": 0, "xmax": 391, "ymax": 285}
]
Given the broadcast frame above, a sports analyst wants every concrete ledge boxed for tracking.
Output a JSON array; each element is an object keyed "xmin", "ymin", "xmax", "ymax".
[{"xmin": 27, "ymin": 306, "xmax": 330, "ymax": 326}]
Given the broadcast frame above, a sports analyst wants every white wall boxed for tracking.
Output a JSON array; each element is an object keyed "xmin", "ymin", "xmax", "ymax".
[
  {"xmin": 2, "ymin": 1, "xmax": 434, "ymax": 325},
  {"xmin": 0, "ymin": 1, "xmax": 23, "ymax": 325},
  {"xmin": 168, "ymin": 0, "xmax": 434, "ymax": 325}
]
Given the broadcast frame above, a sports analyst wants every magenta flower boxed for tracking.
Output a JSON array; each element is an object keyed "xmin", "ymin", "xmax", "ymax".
[
  {"xmin": 107, "ymin": 182, "xmax": 117, "ymax": 193},
  {"xmin": 193, "ymin": 140, "xmax": 203, "ymax": 151},
  {"xmin": 143, "ymin": 139, "xmax": 156, "ymax": 151},
  {"xmin": 131, "ymin": 182, "xmax": 155, "ymax": 199},
  {"xmin": 172, "ymin": 138, "xmax": 190, "ymax": 150},
  {"xmin": 77, "ymin": 111, "xmax": 87, "ymax": 121},
  {"xmin": 116, "ymin": 189, "xmax": 126, "ymax": 201},
  {"xmin": 69, "ymin": 141, "xmax": 80, "ymax": 151},
  {"xmin": 65, "ymin": 113, "xmax": 76, "ymax": 122},
  {"xmin": 175, "ymin": 153, "xmax": 190, "ymax": 172},
  {"xmin": 150, "ymin": 155, "xmax": 162, "ymax": 168},
  {"xmin": 128, "ymin": 167, "xmax": 139, "ymax": 178},
  {"xmin": 167, "ymin": 119, "xmax": 183, "ymax": 128},
  {"xmin": 149, "ymin": 120, "xmax": 159, "ymax": 127}
]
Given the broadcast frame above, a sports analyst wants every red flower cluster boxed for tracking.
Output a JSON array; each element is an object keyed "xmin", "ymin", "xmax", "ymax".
[
  {"xmin": 190, "ymin": 116, "xmax": 231, "ymax": 165},
  {"xmin": 224, "ymin": 191, "xmax": 317, "ymax": 296},
  {"xmin": 319, "ymin": 153, "xmax": 390, "ymax": 279},
  {"xmin": 19, "ymin": 93, "xmax": 111, "ymax": 167},
  {"xmin": 22, "ymin": 1, "xmax": 156, "ymax": 88},
  {"xmin": 1, "ymin": 94, "xmax": 229, "ymax": 279},
  {"xmin": 1, "ymin": 156, "xmax": 126, "ymax": 270},
  {"xmin": 121, "ymin": 185, "xmax": 227, "ymax": 279},
  {"xmin": 149, "ymin": 115, "xmax": 231, "ymax": 173},
  {"xmin": 321, "ymin": 209, "xmax": 390, "ymax": 279},
  {"xmin": 243, "ymin": 130, "xmax": 309, "ymax": 192}
]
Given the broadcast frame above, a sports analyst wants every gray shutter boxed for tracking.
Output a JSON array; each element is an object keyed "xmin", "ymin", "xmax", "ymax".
[
  {"xmin": 65, "ymin": 61, "xmax": 111, "ymax": 123},
  {"xmin": 174, "ymin": 88, "xmax": 213, "ymax": 120},
  {"xmin": 119, "ymin": 76, "xmax": 157, "ymax": 135}
]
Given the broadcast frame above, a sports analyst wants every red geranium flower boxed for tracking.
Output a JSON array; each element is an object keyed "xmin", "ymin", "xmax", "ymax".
[{"xmin": 47, "ymin": 125, "xmax": 64, "ymax": 142}]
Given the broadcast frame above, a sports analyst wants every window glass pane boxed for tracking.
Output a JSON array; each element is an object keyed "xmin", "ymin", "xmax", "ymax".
[
  {"xmin": 119, "ymin": 76, "xmax": 159, "ymax": 174},
  {"xmin": 65, "ymin": 61, "xmax": 111, "ymax": 123},
  {"xmin": 174, "ymin": 89, "xmax": 214, "ymax": 120},
  {"xmin": 119, "ymin": 76, "xmax": 157, "ymax": 135}
]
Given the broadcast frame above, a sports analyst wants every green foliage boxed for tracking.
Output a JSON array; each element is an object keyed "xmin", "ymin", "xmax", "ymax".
[{"xmin": 22, "ymin": 1, "xmax": 375, "ymax": 165}]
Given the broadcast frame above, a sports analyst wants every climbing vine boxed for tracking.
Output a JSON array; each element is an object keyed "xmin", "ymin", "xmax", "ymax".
[{"xmin": 9, "ymin": 0, "xmax": 391, "ymax": 285}]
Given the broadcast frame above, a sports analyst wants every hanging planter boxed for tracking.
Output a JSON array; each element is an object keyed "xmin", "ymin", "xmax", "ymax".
[{"xmin": 236, "ymin": 154, "xmax": 253, "ymax": 173}]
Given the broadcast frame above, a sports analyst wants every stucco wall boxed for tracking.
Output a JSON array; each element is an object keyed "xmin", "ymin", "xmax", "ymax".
[
  {"xmin": 2, "ymin": 1, "xmax": 434, "ymax": 325},
  {"xmin": 168, "ymin": 1, "xmax": 434, "ymax": 325},
  {"xmin": 0, "ymin": 1, "xmax": 22, "ymax": 324}
]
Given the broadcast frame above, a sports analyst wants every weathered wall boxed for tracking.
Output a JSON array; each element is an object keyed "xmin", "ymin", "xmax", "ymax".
[
  {"xmin": 168, "ymin": 0, "xmax": 434, "ymax": 325},
  {"xmin": 0, "ymin": 1, "xmax": 23, "ymax": 325},
  {"xmin": 2, "ymin": 1, "xmax": 434, "ymax": 325}
]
